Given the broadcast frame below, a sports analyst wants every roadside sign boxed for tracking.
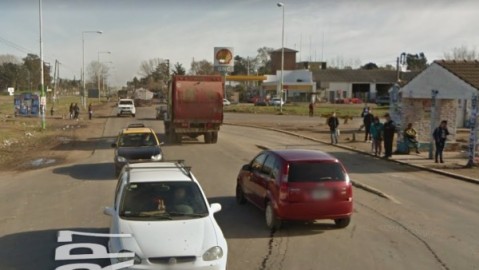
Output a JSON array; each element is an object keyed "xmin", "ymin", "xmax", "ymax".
[
  {"xmin": 8, "ymin": 87, "xmax": 14, "ymax": 96},
  {"xmin": 40, "ymin": 96, "xmax": 47, "ymax": 106}
]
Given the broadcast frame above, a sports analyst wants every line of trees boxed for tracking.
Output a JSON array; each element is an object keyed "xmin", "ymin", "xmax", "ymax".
[{"xmin": 0, "ymin": 54, "xmax": 52, "ymax": 93}]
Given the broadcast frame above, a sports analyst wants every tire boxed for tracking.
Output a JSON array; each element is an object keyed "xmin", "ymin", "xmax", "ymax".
[
  {"xmin": 236, "ymin": 184, "xmax": 246, "ymax": 205},
  {"xmin": 265, "ymin": 202, "xmax": 281, "ymax": 230},
  {"xmin": 334, "ymin": 217, "xmax": 351, "ymax": 228},
  {"xmin": 132, "ymin": 114, "xmax": 135, "ymax": 117},
  {"xmin": 212, "ymin": 132, "xmax": 218, "ymax": 143},
  {"xmin": 204, "ymin": 132, "xmax": 212, "ymax": 144}
]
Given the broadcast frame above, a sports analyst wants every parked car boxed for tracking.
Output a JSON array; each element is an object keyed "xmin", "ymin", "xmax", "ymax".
[
  {"xmin": 254, "ymin": 98, "xmax": 268, "ymax": 106},
  {"xmin": 223, "ymin": 99, "xmax": 231, "ymax": 106},
  {"xmin": 104, "ymin": 161, "xmax": 228, "ymax": 269},
  {"xmin": 117, "ymin": 98, "xmax": 136, "ymax": 117},
  {"xmin": 111, "ymin": 124, "xmax": 163, "ymax": 176},
  {"xmin": 376, "ymin": 95, "xmax": 390, "ymax": 106},
  {"xmin": 269, "ymin": 98, "xmax": 284, "ymax": 106},
  {"xmin": 236, "ymin": 149, "xmax": 353, "ymax": 229}
]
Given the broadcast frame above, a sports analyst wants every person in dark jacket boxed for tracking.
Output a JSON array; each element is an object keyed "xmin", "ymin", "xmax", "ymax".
[
  {"xmin": 327, "ymin": 112, "xmax": 340, "ymax": 144},
  {"xmin": 383, "ymin": 113, "xmax": 396, "ymax": 158},
  {"xmin": 363, "ymin": 109, "xmax": 374, "ymax": 141},
  {"xmin": 433, "ymin": 120, "xmax": 450, "ymax": 163}
]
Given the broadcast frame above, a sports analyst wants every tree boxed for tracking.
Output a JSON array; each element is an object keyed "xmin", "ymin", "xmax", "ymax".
[
  {"xmin": 138, "ymin": 58, "xmax": 163, "ymax": 77},
  {"xmin": 23, "ymin": 53, "xmax": 52, "ymax": 90},
  {"xmin": 86, "ymin": 61, "xmax": 109, "ymax": 88},
  {"xmin": 361, "ymin": 62, "xmax": 379, "ymax": 70},
  {"xmin": 172, "ymin": 62, "xmax": 186, "ymax": 75},
  {"xmin": 0, "ymin": 54, "xmax": 20, "ymax": 65},
  {"xmin": 255, "ymin": 47, "xmax": 273, "ymax": 75},
  {"xmin": 189, "ymin": 59, "xmax": 214, "ymax": 75},
  {"xmin": 406, "ymin": 53, "xmax": 428, "ymax": 71},
  {"xmin": 444, "ymin": 46, "xmax": 478, "ymax": 61}
]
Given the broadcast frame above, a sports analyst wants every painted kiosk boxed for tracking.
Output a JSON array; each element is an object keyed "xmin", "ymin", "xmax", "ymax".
[{"xmin": 14, "ymin": 93, "xmax": 40, "ymax": 117}]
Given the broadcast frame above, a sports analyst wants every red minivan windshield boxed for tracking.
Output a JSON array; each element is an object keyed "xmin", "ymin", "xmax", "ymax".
[{"xmin": 288, "ymin": 162, "xmax": 346, "ymax": 182}]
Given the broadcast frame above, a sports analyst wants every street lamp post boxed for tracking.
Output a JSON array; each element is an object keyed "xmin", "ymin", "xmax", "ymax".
[
  {"xmin": 277, "ymin": 2, "xmax": 285, "ymax": 113},
  {"xmin": 39, "ymin": 0, "xmax": 45, "ymax": 129},
  {"xmin": 97, "ymin": 51, "xmax": 111, "ymax": 101},
  {"xmin": 82, "ymin": 30, "xmax": 102, "ymax": 107}
]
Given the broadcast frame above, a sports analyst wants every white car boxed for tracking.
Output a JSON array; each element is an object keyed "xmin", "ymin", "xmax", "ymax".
[
  {"xmin": 269, "ymin": 98, "xmax": 284, "ymax": 106},
  {"xmin": 117, "ymin": 98, "xmax": 136, "ymax": 117},
  {"xmin": 103, "ymin": 161, "xmax": 228, "ymax": 270},
  {"xmin": 222, "ymin": 99, "xmax": 231, "ymax": 106}
]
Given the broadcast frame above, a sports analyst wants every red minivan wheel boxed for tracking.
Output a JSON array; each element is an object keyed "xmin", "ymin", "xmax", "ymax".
[{"xmin": 265, "ymin": 202, "xmax": 281, "ymax": 230}]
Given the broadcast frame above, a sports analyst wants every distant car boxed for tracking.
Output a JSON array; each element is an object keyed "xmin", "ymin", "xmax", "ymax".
[
  {"xmin": 269, "ymin": 98, "xmax": 284, "ymax": 106},
  {"xmin": 104, "ymin": 161, "xmax": 228, "ymax": 270},
  {"xmin": 223, "ymin": 99, "xmax": 231, "ymax": 106},
  {"xmin": 117, "ymin": 98, "xmax": 136, "ymax": 117},
  {"xmin": 236, "ymin": 149, "xmax": 353, "ymax": 229},
  {"xmin": 111, "ymin": 124, "xmax": 163, "ymax": 176},
  {"xmin": 376, "ymin": 96, "xmax": 390, "ymax": 106},
  {"xmin": 254, "ymin": 98, "xmax": 268, "ymax": 106}
]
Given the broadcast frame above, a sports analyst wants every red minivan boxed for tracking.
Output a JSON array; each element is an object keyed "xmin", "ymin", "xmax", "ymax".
[{"xmin": 236, "ymin": 149, "xmax": 353, "ymax": 229}]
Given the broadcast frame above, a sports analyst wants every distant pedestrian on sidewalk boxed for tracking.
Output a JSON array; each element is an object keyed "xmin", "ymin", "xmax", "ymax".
[
  {"xmin": 88, "ymin": 103, "xmax": 93, "ymax": 120},
  {"xmin": 370, "ymin": 117, "xmax": 384, "ymax": 156},
  {"xmin": 363, "ymin": 108, "xmax": 374, "ymax": 141},
  {"xmin": 383, "ymin": 113, "xmax": 396, "ymax": 158},
  {"xmin": 73, "ymin": 103, "xmax": 80, "ymax": 119},
  {"xmin": 69, "ymin": 103, "xmax": 74, "ymax": 119},
  {"xmin": 327, "ymin": 112, "xmax": 340, "ymax": 144},
  {"xmin": 433, "ymin": 120, "xmax": 450, "ymax": 163},
  {"xmin": 404, "ymin": 123, "xmax": 420, "ymax": 154},
  {"xmin": 309, "ymin": 102, "xmax": 314, "ymax": 117},
  {"xmin": 358, "ymin": 106, "xmax": 370, "ymax": 131}
]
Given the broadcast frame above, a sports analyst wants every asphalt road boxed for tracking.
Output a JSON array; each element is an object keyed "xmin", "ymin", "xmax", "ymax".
[{"xmin": 0, "ymin": 107, "xmax": 478, "ymax": 270}]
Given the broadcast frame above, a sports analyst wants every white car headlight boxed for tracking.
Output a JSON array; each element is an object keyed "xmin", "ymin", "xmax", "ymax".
[
  {"xmin": 117, "ymin": 156, "xmax": 127, "ymax": 163},
  {"xmin": 118, "ymin": 250, "xmax": 142, "ymax": 264},
  {"xmin": 151, "ymin": 153, "xmax": 163, "ymax": 161},
  {"xmin": 202, "ymin": 246, "xmax": 223, "ymax": 261}
]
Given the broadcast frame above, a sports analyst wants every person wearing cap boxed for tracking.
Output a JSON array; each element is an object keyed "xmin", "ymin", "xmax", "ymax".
[{"xmin": 383, "ymin": 113, "xmax": 396, "ymax": 158}]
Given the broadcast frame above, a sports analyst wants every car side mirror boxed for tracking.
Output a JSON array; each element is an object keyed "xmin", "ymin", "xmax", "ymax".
[
  {"xmin": 242, "ymin": 164, "xmax": 250, "ymax": 171},
  {"xmin": 210, "ymin": 203, "xmax": 222, "ymax": 214},
  {"xmin": 111, "ymin": 143, "xmax": 117, "ymax": 148},
  {"xmin": 103, "ymin": 206, "xmax": 115, "ymax": 216}
]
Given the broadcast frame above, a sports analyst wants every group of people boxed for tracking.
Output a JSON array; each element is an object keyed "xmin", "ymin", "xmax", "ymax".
[{"xmin": 69, "ymin": 103, "xmax": 93, "ymax": 120}]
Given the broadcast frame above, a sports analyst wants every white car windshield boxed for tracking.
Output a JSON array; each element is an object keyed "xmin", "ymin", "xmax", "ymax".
[{"xmin": 119, "ymin": 181, "xmax": 209, "ymax": 219}]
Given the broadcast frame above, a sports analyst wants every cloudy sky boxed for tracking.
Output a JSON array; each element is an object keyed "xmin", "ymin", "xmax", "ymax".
[{"xmin": 0, "ymin": 0, "xmax": 477, "ymax": 86}]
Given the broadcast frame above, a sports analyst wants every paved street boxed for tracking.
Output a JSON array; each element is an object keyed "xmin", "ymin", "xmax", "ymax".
[{"xmin": 0, "ymin": 108, "xmax": 478, "ymax": 269}]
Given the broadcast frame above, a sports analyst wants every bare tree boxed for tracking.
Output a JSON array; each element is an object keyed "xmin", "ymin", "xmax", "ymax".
[
  {"xmin": 86, "ymin": 61, "xmax": 109, "ymax": 86},
  {"xmin": 138, "ymin": 58, "xmax": 164, "ymax": 77},
  {"xmin": 444, "ymin": 46, "xmax": 478, "ymax": 61},
  {"xmin": 0, "ymin": 54, "xmax": 20, "ymax": 65}
]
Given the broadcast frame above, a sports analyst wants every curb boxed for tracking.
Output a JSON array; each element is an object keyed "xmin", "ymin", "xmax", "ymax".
[{"xmin": 225, "ymin": 122, "xmax": 479, "ymax": 186}]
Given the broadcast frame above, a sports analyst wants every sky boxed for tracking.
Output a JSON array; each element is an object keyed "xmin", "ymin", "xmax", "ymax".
[{"xmin": 0, "ymin": 0, "xmax": 478, "ymax": 87}]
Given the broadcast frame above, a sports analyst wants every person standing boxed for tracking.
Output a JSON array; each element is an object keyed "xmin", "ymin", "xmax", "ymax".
[
  {"xmin": 370, "ymin": 117, "xmax": 384, "ymax": 156},
  {"xmin": 73, "ymin": 103, "xmax": 80, "ymax": 119},
  {"xmin": 309, "ymin": 102, "xmax": 314, "ymax": 117},
  {"xmin": 433, "ymin": 120, "xmax": 450, "ymax": 163},
  {"xmin": 363, "ymin": 109, "xmax": 374, "ymax": 142},
  {"xmin": 88, "ymin": 103, "xmax": 93, "ymax": 120},
  {"xmin": 327, "ymin": 112, "xmax": 340, "ymax": 144},
  {"xmin": 69, "ymin": 103, "xmax": 74, "ymax": 119},
  {"xmin": 383, "ymin": 113, "xmax": 396, "ymax": 158}
]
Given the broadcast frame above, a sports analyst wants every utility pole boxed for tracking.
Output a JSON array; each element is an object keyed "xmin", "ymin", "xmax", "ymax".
[
  {"xmin": 429, "ymin": 89, "xmax": 439, "ymax": 159},
  {"xmin": 39, "ymin": 0, "xmax": 46, "ymax": 129},
  {"xmin": 465, "ymin": 94, "xmax": 478, "ymax": 168}
]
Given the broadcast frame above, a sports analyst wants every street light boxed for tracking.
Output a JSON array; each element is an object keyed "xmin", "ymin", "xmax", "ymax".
[
  {"xmin": 39, "ymin": 0, "xmax": 45, "ymax": 129},
  {"xmin": 97, "ymin": 51, "xmax": 111, "ymax": 101},
  {"xmin": 82, "ymin": 30, "xmax": 102, "ymax": 107},
  {"xmin": 277, "ymin": 2, "xmax": 285, "ymax": 113}
]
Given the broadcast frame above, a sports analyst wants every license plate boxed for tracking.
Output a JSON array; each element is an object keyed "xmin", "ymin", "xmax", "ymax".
[{"xmin": 312, "ymin": 189, "xmax": 331, "ymax": 200}]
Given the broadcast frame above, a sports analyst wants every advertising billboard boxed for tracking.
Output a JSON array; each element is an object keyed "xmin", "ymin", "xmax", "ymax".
[{"xmin": 214, "ymin": 47, "xmax": 234, "ymax": 73}]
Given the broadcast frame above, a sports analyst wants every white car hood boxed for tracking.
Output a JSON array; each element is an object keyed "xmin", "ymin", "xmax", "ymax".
[{"xmin": 118, "ymin": 217, "xmax": 218, "ymax": 258}]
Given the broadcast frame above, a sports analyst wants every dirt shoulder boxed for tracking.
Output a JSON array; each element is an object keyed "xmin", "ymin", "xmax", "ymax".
[{"xmin": 0, "ymin": 101, "xmax": 114, "ymax": 171}]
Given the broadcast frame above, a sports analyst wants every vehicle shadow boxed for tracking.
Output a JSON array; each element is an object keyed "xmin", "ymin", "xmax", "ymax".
[
  {"xmin": 53, "ymin": 162, "xmax": 115, "ymax": 181},
  {"xmin": 0, "ymin": 227, "xmax": 112, "ymax": 270},
  {"xmin": 209, "ymin": 196, "xmax": 338, "ymax": 239}
]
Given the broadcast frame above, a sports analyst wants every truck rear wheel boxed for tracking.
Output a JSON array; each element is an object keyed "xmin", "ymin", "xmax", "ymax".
[
  {"xmin": 212, "ymin": 132, "xmax": 218, "ymax": 143},
  {"xmin": 204, "ymin": 132, "xmax": 212, "ymax": 144}
]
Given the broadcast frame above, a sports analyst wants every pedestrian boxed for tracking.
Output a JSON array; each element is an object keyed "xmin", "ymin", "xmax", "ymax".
[
  {"xmin": 327, "ymin": 112, "xmax": 340, "ymax": 144},
  {"xmin": 69, "ymin": 103, "xmax": 74, "ymax": 119},
  {"xmin": 404, "ymin": 123, "xmax": 420, "ymax": 154},
  {"xmin": 358, "ymin": 106, "xmax": 370, "ymax": 131},
  {"xmin": 370, "ymin": 117, "xmax": 384, "ymax": 156},
  {"xmin": 383, "ymin": 113, "xmax": 396, "ymax": 158},
  {"xmin": 88, "ymin": 103, "xmax": 93, "ymax": 120},
  {"xmin": 309, "ymin": 102, "xmax": 314, "ymax": 117},
  {"xmin": 433, "ymin": 120, "xmax": 450, "ymax": 163},
  {"xmin": 73, "ymin": 103, "xmax": 80, "ymax": 119},
  {"xmin": 363, "ymin": 108, "xmax": 374, "ymax": 142}
]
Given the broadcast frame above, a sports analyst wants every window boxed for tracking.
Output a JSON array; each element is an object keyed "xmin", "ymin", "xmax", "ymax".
[
  {"xmin": 262, "ymin": 155, "xmax": 279, "ymax": 179},
  {"xmin": 288, "ymin": 162, "xmax": 345, "ymax": 182},
  {"xmin": 251, "ymin": 153, "xmax": 267, "ymax": 172}
]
